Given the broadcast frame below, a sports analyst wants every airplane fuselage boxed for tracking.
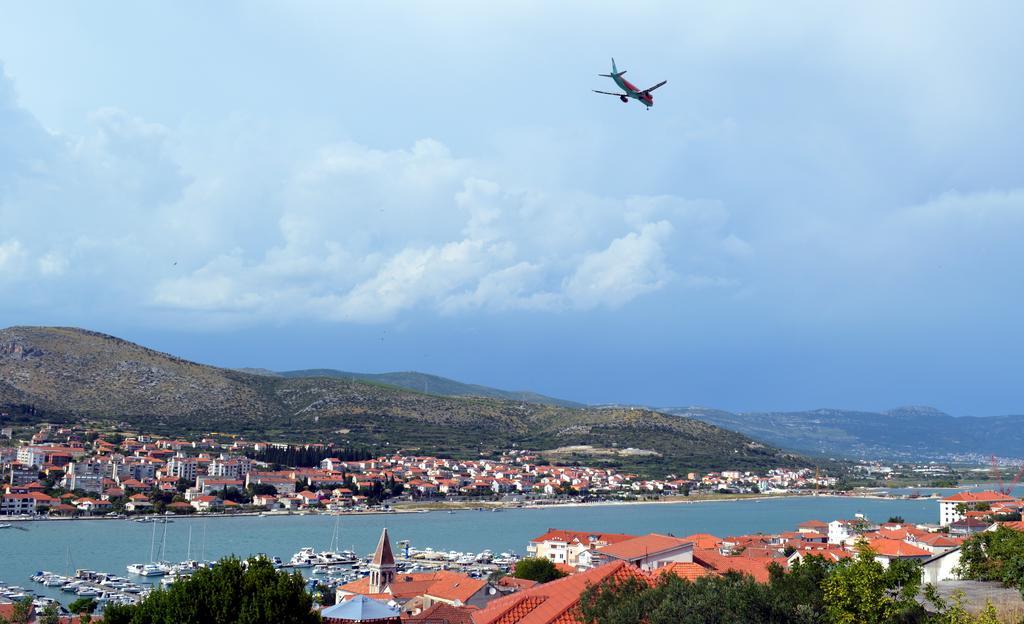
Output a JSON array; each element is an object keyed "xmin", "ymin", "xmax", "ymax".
[{"xmin": 613, "ymin": 74, "xmax": 654, "ymax": 107}]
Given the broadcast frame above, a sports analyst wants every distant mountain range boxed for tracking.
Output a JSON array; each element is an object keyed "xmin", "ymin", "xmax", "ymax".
[
  {"xmin": 239, "ymin": 368, "xmax": 582, "ymax": 408},
  {"xmin": 0, "ymin": 326, "xmax": 806, "ymax": 474},
  {"xmin": 658, "ymin": 406, "xmax": 1024, "ymax": 461},
  {"xmin": 4, "ymin": 326, "xmax": 1016, "ymax": 464}
]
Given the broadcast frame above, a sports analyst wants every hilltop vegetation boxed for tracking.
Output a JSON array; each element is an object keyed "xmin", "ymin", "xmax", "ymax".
[
  {"xmin": 275, "ymin": 368, "xmax": 583, "ymax": 408},
  {"xmin": 0, "ymin": 326, "xmax": 808, "ymax": 474}
]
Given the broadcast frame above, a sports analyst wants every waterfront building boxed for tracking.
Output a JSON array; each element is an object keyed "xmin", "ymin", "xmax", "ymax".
[
  {"xmin": 526, "ymin": 529, "xmax": 635, "ymax": 567},
  {"xmin": 7, "ymin": 461, "xmax": 38, "ymax": 486},
  {"xmin": 64, "ymin": 460, "xmax": 105, "ymax": 493},
  {"xmin": 939, "ymin": 491, "xmax": 1015, "ymax": 526},
  {"xmin": 827, "ymin": 514, "xmax": 876, "ymax": 544}
]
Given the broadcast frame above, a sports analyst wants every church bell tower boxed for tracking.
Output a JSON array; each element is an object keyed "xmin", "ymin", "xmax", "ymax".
[{"xmin": 368, "ymin": 527, "xmax": 396, "ymax": 593}]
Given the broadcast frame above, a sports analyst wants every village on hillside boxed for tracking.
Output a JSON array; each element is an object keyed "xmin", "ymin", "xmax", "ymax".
[{"xmin": 1, "ymin": 423, "xmax": 835, "ymax": 518}]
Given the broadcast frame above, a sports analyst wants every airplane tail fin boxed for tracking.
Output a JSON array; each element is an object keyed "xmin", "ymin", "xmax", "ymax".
[{"xmin": 599, "ymin": 58, "xmax": 626, "ymax": 78}]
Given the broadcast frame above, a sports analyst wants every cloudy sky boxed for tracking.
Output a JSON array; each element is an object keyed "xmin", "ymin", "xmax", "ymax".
[{"xmin": 2, "ymin": 2, "xmax": 1023, "ymax": 414}]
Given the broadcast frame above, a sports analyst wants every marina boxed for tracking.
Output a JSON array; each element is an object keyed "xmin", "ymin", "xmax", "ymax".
[{"xmin": 1, "ymin": 495, "xmax": 939, "ymax": 609}]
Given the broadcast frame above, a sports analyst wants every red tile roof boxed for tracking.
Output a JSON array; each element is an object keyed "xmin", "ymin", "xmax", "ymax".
[
  {"xmin": 1001, "ymin": 521, "xmax": 1024, "ymax": 532},
  {"xmin": 340, "ymin": 571, "xmax": 479, "ymax": 602},
  {"xmin": 530, "ymin": 529, "xmax": 635, "ymax": 546},
  {"xmin": 692, "ymin": 548, "xmax": 776, "ymax": 583},
  {"xmin": 424, "ymin": 574, "xmax": 488, "ymax": 604},
  {"xmin": 655, "ymin": 562, "xmax": 717, "ymax": 581},
  {"xmin": 597, "ymin": 534, "xmax": 691, "ymax": 562},
  {"xmin": 472, "ymin": 561, "xmax": 649, "ymax": 624},
  {"xmin": 680, "ymin": 533, "xmax": 722, "ymax": 550},
  {"xmin": 798, "ymin": 520, "xmax": 828, "ymax": 528},
  {"xmin": 496, "ymin": 577, "xmax": 539, "ymax": 591},
  {"xmin": 408, "ymin": 602, "xmax": 478, "ymax": 624},
  {"xmin": 942, "ymin": 491, "xmax": 1015, "ymax": 503},
  {"xmin": 865, "ymin": 538, "xmax": 931, "ymax": 558}
]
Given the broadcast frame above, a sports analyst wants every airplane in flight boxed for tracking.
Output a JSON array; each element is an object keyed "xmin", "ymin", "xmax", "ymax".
[{"xmin": 593, "ymin": 58, "xmax": 667, "ymax": 109}]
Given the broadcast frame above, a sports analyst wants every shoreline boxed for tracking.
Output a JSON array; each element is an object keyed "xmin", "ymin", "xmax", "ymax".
[{"xmin": 0, "ymin": 490, "xmax": 934, "ymax": 524}]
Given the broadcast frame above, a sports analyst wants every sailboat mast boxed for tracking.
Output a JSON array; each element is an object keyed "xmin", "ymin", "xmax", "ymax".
[
  {"xmin": 149, "ymin": 519, "xmax": 158, "ymax": 562},
  {"xmin": 187, "ymin": 524, "xmax": 193, "ymax": 561},
  {"xmin": 160, "ymin": 519, "xmax": 169, "ymax": 561}
]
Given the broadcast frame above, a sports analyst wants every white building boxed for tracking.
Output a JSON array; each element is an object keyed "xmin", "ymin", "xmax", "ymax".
[
  {"xmin": 165, "ymin": 456, "xmax": 200, "ymax": 481},
  {"xmin": 938, "ymin": 491, "xmax": 1015, "ymax": 527},
  {"xmin": 526, "ymin": 529, "xmax": 636, "ymax": 567},
  {"xmin": 64, "ymin": 460, "xmax": 105, "ymax": 493}
]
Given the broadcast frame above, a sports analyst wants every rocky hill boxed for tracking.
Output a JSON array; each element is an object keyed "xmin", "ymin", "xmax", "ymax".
[
  {"xmin": 274, "ymin": 369, "xmax": 583, "ymax": 408},
  {"xmin": 0, "ymin": 327, "xmax": 807, "ymax": 474}
]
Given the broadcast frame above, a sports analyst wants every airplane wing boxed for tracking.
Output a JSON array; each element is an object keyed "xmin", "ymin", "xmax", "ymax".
[
  {"xmin": 593, "ymin": 90, "xmax": 625, "ymax": 96},
  {"xmin": 642, "ymin": 80, "xmax": 667, "ymax": 93}
]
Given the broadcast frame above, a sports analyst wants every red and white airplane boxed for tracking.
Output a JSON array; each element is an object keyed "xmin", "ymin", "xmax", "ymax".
[{"xmin": 593, "ymin": 58, "xmax": 667, "ymax": 109}]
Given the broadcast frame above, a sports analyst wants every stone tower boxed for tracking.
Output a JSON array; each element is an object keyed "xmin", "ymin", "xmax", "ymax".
[{"xmin": 368, "ymin": 527, "xmax": 396, "ymax": 594}]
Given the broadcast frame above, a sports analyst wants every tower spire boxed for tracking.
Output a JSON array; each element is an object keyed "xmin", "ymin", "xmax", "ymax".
[{"xmin": 368, "ymin": 527, "xmax": 396, "ymax": 593}]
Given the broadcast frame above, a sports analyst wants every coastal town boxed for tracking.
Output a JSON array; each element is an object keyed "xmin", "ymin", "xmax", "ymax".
[
  {"xmin": 1, "ymin": 423, "xmax": 838, "ymax": 518},
  {"xmin": 2, "ymin": 423, "xmax": 1024, "ymax": 622}
]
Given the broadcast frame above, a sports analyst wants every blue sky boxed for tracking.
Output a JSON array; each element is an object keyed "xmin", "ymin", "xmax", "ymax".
[{"xmin": 1, "ymin": 2, "xmax": 1023, "ymax": 414}]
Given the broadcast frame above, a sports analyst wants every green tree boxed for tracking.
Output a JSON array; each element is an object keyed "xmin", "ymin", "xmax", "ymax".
[
  {"xmin": 955, "ymin": 525, "xmax": 1024, "ymax": 594},
  {"xmin": 822, "ymin": 544, "xmax": 924, "ymax": 624},
  {"xmin": 68, "ymin": 597, "xmax": 98, "ymax": 614},
  {"xmin": 925, "ymin": 589, "xmax": 1004, "ymax": 624},
  {"xmin": 0, "ymin": 597, "xmax": 33, "ymax": 624},
  {"xmin": 100, "ymin": 556, "xmax": 319, "ymax": 624},
  {"xmin": 37, "ymin": 604, "xmax": 60, "ymax": 624},
  {"xmin": 514, "ymin": 557, "xmax": 568, "ymax": 584}
]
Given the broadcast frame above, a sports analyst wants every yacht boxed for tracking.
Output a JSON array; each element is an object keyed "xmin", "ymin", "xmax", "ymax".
[
  {"xmin": 126, "ymin": 563, "xmax": 167, "ymax": 577},
  {"xmin": 289, "ymin": 547, "xmax": 318, "ymax": 568}
]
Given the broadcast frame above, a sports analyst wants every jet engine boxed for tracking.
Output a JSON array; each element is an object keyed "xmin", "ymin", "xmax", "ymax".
[{"xmin": 620, "ymin": 95, "xmax": 628, "ymax": 103}]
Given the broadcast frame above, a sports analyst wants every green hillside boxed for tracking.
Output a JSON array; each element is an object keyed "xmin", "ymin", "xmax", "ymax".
[{"xmin": 0, "ymin": 326, "xmax": 809, "ymax": 475}]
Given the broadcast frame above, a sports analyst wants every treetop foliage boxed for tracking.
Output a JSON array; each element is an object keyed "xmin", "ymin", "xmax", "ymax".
[{"xmin": 100, "ymin": 557, "xmax": 319, "ymax": 624}]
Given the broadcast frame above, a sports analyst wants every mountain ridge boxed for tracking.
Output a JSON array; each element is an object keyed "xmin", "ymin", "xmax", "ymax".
[
  {"xmin": 0, "ymin": 326, "xmax": 806, "ymax": 474},
  {"xmin": 659, "ymin": 405, "xmax": 1024, "ymax": 460}
]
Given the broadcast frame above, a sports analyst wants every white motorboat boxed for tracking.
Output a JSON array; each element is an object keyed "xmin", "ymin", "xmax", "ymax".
[{"xmin": 289, "ymin": 547, "xmax": 318, "ymax": 568}]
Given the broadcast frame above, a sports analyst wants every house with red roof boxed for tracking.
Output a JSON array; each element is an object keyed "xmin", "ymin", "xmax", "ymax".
[
  {"xmin": 190, "ymin": 495, "xmax": 223, "ymax": 512},
  {"xmin": 526, "ymin": 529, "xmax": 635, "ymax": 568},
  {"xmin": 124, "ymin": 493, "xmax": 152, "ymax": 512},
  {"xmin": 692, "ymin": 548, "xmax": 779, "ymax": 583},
  {"xmin": 939, "ymin": 491, "xmax": 1015, "ymax": 526},
  {"xmin": 592, "ymin": 533, "xmax": 694, "ymax": 572},
  {"xmin": 863, "ymin": 538, "xmax": 932, "ymax": 567},
  {"xmin": 471, "ymin": 560, "xmax": 649, "ymax": 624}
]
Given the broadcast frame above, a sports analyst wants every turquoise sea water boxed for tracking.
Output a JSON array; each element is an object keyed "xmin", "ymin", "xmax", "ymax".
[{"xmin": 0, "ymin": 495, "xmax": 940, "ymax": 603}]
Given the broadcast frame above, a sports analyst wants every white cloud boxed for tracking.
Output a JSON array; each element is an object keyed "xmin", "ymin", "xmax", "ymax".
[
  {"xmin": 0, "ymin": 239, "xmax": 27, "ymax": 277},
  {"xmin": 143, "ymin": 136, "xmax": 746, "ymax": 323},
  {"xmin": 37, "ymin": 251, "xmax": 67, "ymax": 277},
  {"xmin": 564, "ymin": 221, "xmax": 675, "ymax": 309}
]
